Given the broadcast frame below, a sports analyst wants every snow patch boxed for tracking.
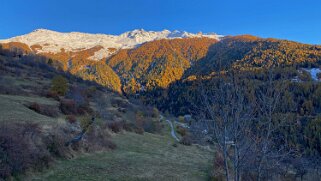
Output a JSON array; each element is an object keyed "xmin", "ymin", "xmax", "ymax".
[
  {"xmin": 0, "ymin": 29, "xmax": 223, "ymax": 61},
  {"xmin": 302, "ymin": 68, "xmax": 321, "ymax": 81}
]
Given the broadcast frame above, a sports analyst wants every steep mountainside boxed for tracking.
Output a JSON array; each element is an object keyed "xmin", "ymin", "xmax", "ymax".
[
  {"xmin": 0, "ymin": 29, "xmax": 222, "ymax": 61},
  {"xmin": 107, "ymin": 38, "xmax": 218, "ymax": 93},
  {"xmin": 186, "ymin": 35, "xmax": 321, "ymax": 77},
  {"xmin": 0, "ymin": 29, "xmax": 221, "ymax": 93},
  {"xmin": 2, "ymin": 30, "xmax": 321, "ymax": 95}
]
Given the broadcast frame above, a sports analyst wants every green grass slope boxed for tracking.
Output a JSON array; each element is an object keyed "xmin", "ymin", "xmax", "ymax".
[
  {"xmin": 30, "ymin": 132, "xmax": 213, "ymax": 181},
  {"xmin": 0, "ymin": 94, "xmax": 60, "ymax": 123}
]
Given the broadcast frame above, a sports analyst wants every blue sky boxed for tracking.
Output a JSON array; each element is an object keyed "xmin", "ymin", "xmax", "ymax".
[{"xmin": 1, "ymin": 0, "xmax": 321, "ymax": 44}]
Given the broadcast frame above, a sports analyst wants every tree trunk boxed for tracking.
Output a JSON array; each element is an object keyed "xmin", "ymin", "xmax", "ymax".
[{"xmin": 223, "ymin": 126, "xmax": 230, "ymax": 181}]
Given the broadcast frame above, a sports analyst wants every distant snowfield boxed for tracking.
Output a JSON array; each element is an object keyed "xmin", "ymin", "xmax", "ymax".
[
  {"xmin": 302, "ymin": 68, "xmax": 321, "ymax": 81},
  {"xmin": 0, "ymin": 29, "xmax": 223, "ymax": 61}
]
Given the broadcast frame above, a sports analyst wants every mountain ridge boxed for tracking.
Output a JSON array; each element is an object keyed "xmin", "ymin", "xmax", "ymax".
[{"xmin": 0, "ymin": 29, "xmax": 223, "ymax": 61}]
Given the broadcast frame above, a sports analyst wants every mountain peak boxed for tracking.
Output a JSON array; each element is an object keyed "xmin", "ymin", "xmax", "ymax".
[
  {"xmin": 0, "ymin": 29, "xmax": 223, "ymax": 61},
  {"xmin": 131, "ymin": 28, "xmax": 146, "ymax": 33},
  {"xmin": 31, "ymin": 28, "xmax": 58, "ymax": 34}
]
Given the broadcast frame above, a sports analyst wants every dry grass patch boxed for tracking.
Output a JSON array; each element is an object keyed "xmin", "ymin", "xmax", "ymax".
[{"xmin": 30, "ymin": 131, "xmax": 214, "ymax": 181}]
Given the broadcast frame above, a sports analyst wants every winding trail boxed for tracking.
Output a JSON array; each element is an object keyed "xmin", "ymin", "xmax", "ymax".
[{"xmin": 165, "ymin": 119, "xmax": 180, "ymax": 142}]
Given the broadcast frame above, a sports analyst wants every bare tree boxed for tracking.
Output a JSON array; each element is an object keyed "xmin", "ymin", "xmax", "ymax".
[
  {"xmin": 198, "ymin": 70, "xmax": 254, "ymax": 181},
  {"xmin": 197, "ymin": 68, "xmax": 295, "ymax": 181},
  {"xmin": 253, "ymin": 69, "xmax": 295, "ymax": 181},
  {"xmin": 94, "ymin": 92, "xmax": 110, "ymax": 120}
]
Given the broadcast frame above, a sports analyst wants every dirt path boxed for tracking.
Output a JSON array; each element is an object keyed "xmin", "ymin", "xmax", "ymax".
[{"xmin": 165, "ymin": 119, "xmax": 180, "ymax": 142}]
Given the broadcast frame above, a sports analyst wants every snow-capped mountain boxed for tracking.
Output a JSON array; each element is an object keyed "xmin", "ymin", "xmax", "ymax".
[{"xmin": 0, "ymin": 29, "xmax": 223, "ymax": 61}]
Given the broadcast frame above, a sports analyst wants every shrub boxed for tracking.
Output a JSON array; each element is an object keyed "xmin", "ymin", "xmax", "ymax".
[
  {"xmin": 134, "ymin": 110, "xmax": 163, "ymax": 134},
  {"xmin": 304, "ymin": 117, "xmax": 321, "ymax": 156},
  {"xmin": 0, "ymin": 94, "xmax": 119, "ymax": 178},
  {"xmin": 65, "ymin": 86, "xmax": 92, "ymax": 115},
  {"xmin": 176, "ymin": 126, "xmax": 187, "ymax": 136},
  {"xmin": 152, "ymin": 107, "xmax": 160, "ymax": 118},
  {"xmin": 27, "ymin": 102, "xmax": 59, "ymax": 117},
  {"xmin": 123, "ymin": 121, "xmax": 136, "ymax": 132},
  {"xmin": 46, "ymin": 90, "xmax": 60, "ymax": 101},
  {"xmin": 85, "ymin": 86, "xmax": 97, "ymax": 98},
  {"xmin": 66, "ymin": 115, "xmax": 77, "ymax": 124},
  {"xmin": 111, "ymin": 98, "xmax": 129, "ymax": 108},
  {"xmin": 143, "ymin": 106, "xmax": 160, "ymax": 118},
  {"xmin": 59, "ymin": 99, "xmax": 77, "ymax": 115},
  {"xmin": 134, "ymin": 127, "xmax": 144, "ymax": 135},
  {"xmin": 77, "ymin": 103, "xmax": 94, "ymax": 115},
  {"xmin": 0, "ymin": 122, "xmax": 52, "ymax": 179},
  {"xmin": 209, "ymin": 151, "xmax": 225, "ymax": 181},
  {"xmin": 51, "ymin": 75, "xmax": 68, "ymax": 96},
  {"xmin": 28, "ymin": 102, "xmax": 41, "ymax": 112},
  {"xmin": 107, "ymin": 121, "xmax": 124, "ymax": 133},
  {"xmin": 83, "ymin": 126, "xmax": 117, "ymax": 151},
  {"xmin": 178, "ymin": 116, "xmax": 185, "ymax": 123},
  {"xmin": 142, "ymin": 120, "xmax": 162, "ymax": 134},
  {"xmin": 80, "ymin": 117, "xmax": 94, "ymax": 130},
  {"xmin": 179, "ymin": 135, "xmax": 192, "ymax": 146},
  {"xmin": 44, "ymin": 127, "xmax": 71, "ymax": 157},
  {"xmin": 41, "ymin": 105, "xmax": 59, "ymax": 117},
  {"xmin": 299, "ymin": 71, "xmax": 312, "ymax": 81}
]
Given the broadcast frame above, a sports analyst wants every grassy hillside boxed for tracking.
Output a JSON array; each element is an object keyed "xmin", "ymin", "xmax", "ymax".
[
  {"xmin": 29, "ymin": 132, "xmax": 213, "ymax": 181},
  {"xmin": 0, "ymin": 45, "xmax": 215, "ymax": 180},
  {"xmin": 0, "ymin": 94, "xmax": 60, "ymax": 123}
]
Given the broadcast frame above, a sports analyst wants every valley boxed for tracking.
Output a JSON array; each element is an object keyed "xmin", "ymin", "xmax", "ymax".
[{"xmin": 1, "ymin": 29, "xmax": 321, "ymax": 181}]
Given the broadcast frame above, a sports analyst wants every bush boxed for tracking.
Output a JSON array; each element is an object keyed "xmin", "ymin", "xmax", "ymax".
[
  {"xmin": 134, "ymin": 127, "xmax": 144, "ymax": 135},
  {"xmin": 209, "ymin": 151, "xmax": 225, "ymax": 181},
  {"xmin": 80, "ymin": 117, "xmax": 94, "ymax": 130},
  {"xmin": 46, "ymin": 91, "xmax": 60, "ymax": 101},
  {"xmin": 66, "ymin": 115, "xmax": 77, "ymax": 124},
  {"xmin": 304, "ymin": 117, "xmax": 321, "ymax": 156},
  {"xmin": 176, "ymin": 126, "xmax": 187, "ymax": 136},
  {"xmin": 143, "ymin": 106, "xmax": 160, "ymax": 118},
  {"xmin": 152, "ymin": 107, "xmax": 160, "ymax": 118},
  {"xmin": 28, "ymin": 102, "xmax": 41, "ymax": 112},
  {"xmin": 83, "ymin": 126, "xmax": 117, "ymax": 151},
  {"xmin": 77, "ymin": 103, "xmax": 94, "ymax": 115},
  {"xmin": 121, "ymin": 121, "xmax": 145, "ymax": 135},
  {"xmin": 0, "ymin": 121, "xmax": 118, "ymax": 179},
  {"xmin": 27, "ymin": 102, "xmax": 59, "ymax": 117},
  {"xmin": 178, "ymin": 116, "xmax": 185, "ymax": 123},
  {"xmin": 107, "ymin": 121, "xmax": 124, "ymax": 133},
  {"xmin": 123, "ymin": 121, "xmax": 136, "ymax": 132},
  {"xmin": 299, "ymin": 71, "xmax": 312, "ymax": 81},
  {"xmin": 142, "ymin": 120, "xmax": 162, "ymax": 133},
  {"xmin": 51, "ymin": 75, "xmax": 68, "ymax": 96},
  {"xmin": 0, "ymin": 122, "xmax": 52, "ymax": 179},
  {"xmin": 44, "ymin": 127, "xmax": 71, "ymax": 157},
  {"xmin": 59, "ymin": 99, "xmax": 77, "ymax": 115},
  {"xmin": 85, "ymin": 86, "xmax": 97, "ymax": 98},
  {"xmin": 179, "ymin": 135, "xmax": 192, "ymax": 146},
  {"xmin": 40, "ymin": 106, "xmax": 59, "ymax": 118},
  {"xmin": 111, "ymin": 98, "xmax": 129, "ymax": 108},
  {"xmin": 65, "ymin": 86, "xmax": 92, "ymax": 115}
]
